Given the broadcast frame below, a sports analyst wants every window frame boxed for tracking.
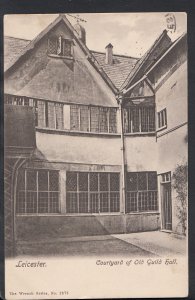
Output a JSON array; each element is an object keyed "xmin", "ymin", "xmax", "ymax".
[
  {"xmin": 157, "ymin": 108, "xmax": 167, "ymax": 131},
  {"xmin": 47, "ymin": 36, "xmax": 73, "ymax": 58},
  {"xmin": 70, "ymin": 105, "xmax": 118, "ymax": 134},
  {"xmin": 123, "ymin": 104, "xmax": 156, "ymax": 134},
  {"xmin": 16, "ymin": 169, "xmax": 60, "ymax": 215},
  {"xmin": 126, "ymin": 171, "xmax": 158, "ymax": 213},
  {"xmin": 4, "ymin": 94, "xmax": 118, "ymax": 134},
  {"xmin": 160, "ymin": 171, "xmax": 171, "ymax": 183},
  {"xmin": 66, "ymin": 172, "xmax": 120, "ymax": 214}
]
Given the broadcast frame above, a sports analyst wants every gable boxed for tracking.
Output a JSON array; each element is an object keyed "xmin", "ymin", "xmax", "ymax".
[
  {"xmin": 148, "ymin": 33, "xmax": 187, "ymax": 90},
  {"xmin": 133, "ymin": 33, "xmax": 172, "ymax": 82},
  {"xmin": 5, "ymin": 20, "xmax": 116, "ymax": 107},
  {"xmin": 121, "ymin": 30, "xmax": 172, "ymax": 90},
  {"xmin": 128, "ymin": 80, "xmax": 154, "ymax": 98}
]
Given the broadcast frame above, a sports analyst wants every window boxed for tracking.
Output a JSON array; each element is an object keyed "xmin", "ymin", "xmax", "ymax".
[
  {"xmin": 161, "ymin": 172, "xmax": 171, "ymax": 183},
  {"xmin": 126, "ymin": 172, "xmax": 158, "ymax": 212},
  {"xmin": 70, "ymin": 105, "xmax": 117, "ymax": 133},
  {"xmin": 62, "ymin": 39, "xmax": 72, "ymax": 57},
  {"xmin": 4, "ymin": 95, "xmax": 42, "ymax": 127},
  {"xmin": 45, "ymin": 102, "xmax": 64, "ymax": 129},
  {"xmin": 66, "ymin": 172, "xmax": 120, "ymax": 213},
  {"xmin": 16, "ymin": 169, "xmax": 59, "ymax": 214},
  {"xmin": 48, "ymin": 36, "xmax": 72, "ymax": 57},
  {"xmin": 70, "ymin": 105, "xmax": 80, "ymax": 130},
  {"xmin": 158, "ymin": 108, "xmax": 167, "ymax": 129},
  {"xmin": 5, "ymin": 95, "xmax": 117, "ymax": 134},
  {"xmin": 123, "ymin": 105, "xmax": 155, "ymax": 133}
]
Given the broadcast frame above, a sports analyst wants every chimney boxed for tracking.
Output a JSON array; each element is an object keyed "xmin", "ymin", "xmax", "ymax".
[
  {"xmin": 105, "ymin": 43, "xmax": 113, "ymax": 65},
  {"xmin": 74, "ymin": 23, "xmax": 86, "ymax": 44}
]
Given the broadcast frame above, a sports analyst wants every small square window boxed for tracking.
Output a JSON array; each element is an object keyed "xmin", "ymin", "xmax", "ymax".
[
  {"xmin": 48, "ymin": 36, "xmax": 72, "ymax": 57},
  {"xmin": 161, "ymin": 172, "xmax": 171, "ymax": 183}
]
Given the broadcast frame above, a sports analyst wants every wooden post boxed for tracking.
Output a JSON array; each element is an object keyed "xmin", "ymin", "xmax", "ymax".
[{"xmin": 59, "ymin": 170, "xmax": 66, "ymax": 213}]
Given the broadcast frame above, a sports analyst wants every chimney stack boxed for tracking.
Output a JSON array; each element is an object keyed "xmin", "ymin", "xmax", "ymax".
[
  {"xmin": 105, "ymin": 43, "xmax": 113, "ymax": 65},
  {"xmin": 74, "ymin": 23, "xmax": 86, "ymax": 44}
]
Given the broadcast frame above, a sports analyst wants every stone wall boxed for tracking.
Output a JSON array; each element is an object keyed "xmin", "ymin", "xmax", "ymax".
[{"xmin": 16, "ymin": 213, "xmax": 160, "ymax": 241}]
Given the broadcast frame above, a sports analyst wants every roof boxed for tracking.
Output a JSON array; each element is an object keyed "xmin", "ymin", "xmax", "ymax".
[
  {"xmin": 122, "ymin": 32, "xmax": 186, "ymax": 95},
  {"xmin": 145, "ymin": 32, "xmax": 187, "ymax": 76},
  {"xmin": 4, "ymin": 14, "xmax": 118, "ymax": 93},
  {"xmin": 4, "ymin": 36, "xmax": 30, "ymax": 71},
  {"xmin": 91, "ymin": 51, "xmax": 138, "ymax": 89},
  {"xmin": 4, "ymin": 14, "xmax": 173, "ymax": 95},
  {"xmin": 4, "ymin": 35, "xmax": 138, "ymax": 91},
  {"xmin": 121, "ymin": 30, "xmax": 172, "ymax": 90}
]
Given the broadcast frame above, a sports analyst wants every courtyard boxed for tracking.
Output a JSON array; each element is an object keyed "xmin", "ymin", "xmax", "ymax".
[{"xmin": 15, "ymin": 231, "xmax": 186, "ymax": 257}]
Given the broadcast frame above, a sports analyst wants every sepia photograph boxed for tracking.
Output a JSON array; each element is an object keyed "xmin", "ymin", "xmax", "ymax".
[{"xmin": 4, "ymin": 11, "xmax": 188, "ymax": 298}]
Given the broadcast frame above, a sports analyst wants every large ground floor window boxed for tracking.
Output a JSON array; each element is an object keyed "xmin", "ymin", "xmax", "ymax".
[
  {"xmin": 16, "ymin": 169, "xmax": 158, "ymax": 215},
  {"xmin": 16, "ymin": 169, "xmax": 59, "ymax": 214},
  {"xmin": 126, "ymin": 172, "xmax": 158, "ymax": 212},
  {"xmin": 66, "ymin": 172, "xmax": 120, "ymax": 213}
]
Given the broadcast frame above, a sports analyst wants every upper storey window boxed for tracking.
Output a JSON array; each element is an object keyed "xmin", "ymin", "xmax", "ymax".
[
  {"xmin": 70, "ymin": 105, "xmax": 117, "ymax": 134},
  {"xmin": 158, "ymin": 108, "xmax": 167, "ymax": 130},
  {"xmin": 4, "ymin": 95, "xmax": 118, "ymax": 134},
  {"xmin": 123, "ymin": 105, "xmax": 155, "ymax": 134},
  {"xmin": 48, "ymin": 36, "xmax": 72, "ymax": 57}
]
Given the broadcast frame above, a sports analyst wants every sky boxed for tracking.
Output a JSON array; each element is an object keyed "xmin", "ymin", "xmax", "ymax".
[{"xmin": 4, "ymin": 12, "xmax": 187, "ymax": 57}]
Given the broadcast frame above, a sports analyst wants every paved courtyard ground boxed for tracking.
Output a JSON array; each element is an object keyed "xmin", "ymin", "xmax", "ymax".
[
  {"xmin": 15, "ymin": 231, "xmax": 186, "ymax": 257},
  {"xmin": 113, "ymin": 231, "xmax": 186, "ymax": 256}
]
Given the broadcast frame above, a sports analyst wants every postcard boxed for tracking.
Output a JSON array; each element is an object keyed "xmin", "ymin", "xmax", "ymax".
[{"xmin": 4, "ymin": 12, "xmax": 188, "ymax": 298}]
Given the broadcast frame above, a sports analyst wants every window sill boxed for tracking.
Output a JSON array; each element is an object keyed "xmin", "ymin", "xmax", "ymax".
[
  {"xmin": 126, "ymin": 211, "xmax": 160, "ymax": 215},
  {"xmin": 36, "ymin": 127, "xmax": 121, "ymax": 137},
  {"xmin": 48, "ymin": 54, "xmax": 73, "ymax": 60},
  {"xmin": 156, "ymin": 125, "xmax": 167, "ymax": 133},
  {"xmin": 36, "ymin": 127, "xmax": 157, "ymax": 137},
  {"xmin": 16, "ymin": 212, "xmax": 122, "ymax": 217},
  {"xmin": 124, "ymin": 132, "xmax": 156, "ymax": 137},
  {"xmin": 16, "ymin": 212, "xmax": 159, "ymax": 217}
]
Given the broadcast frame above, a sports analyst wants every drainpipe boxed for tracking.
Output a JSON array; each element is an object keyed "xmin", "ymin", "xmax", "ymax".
[{"xmin": 116, "ymin": 93, "xmax": 126, "ymax": 215}]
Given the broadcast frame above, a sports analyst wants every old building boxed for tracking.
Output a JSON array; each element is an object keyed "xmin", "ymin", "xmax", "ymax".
[
  {"xmin": 121, "ymin": 32, "xmax": 187, "ymax": 235},
  {"xmin": 4, "ymin": 14, "xmax": 187, "ymax": 255}
]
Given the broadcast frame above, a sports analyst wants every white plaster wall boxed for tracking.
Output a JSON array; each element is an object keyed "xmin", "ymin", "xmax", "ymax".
[
  {"xmin": 156, "ymin": 59, "xmax": 187, "ymax": 235},
  {"xmin": 36, "ymin": 132, "xmax": 158, "ymax": 171},
  {"xmin": 125, "ymin": 136, "xmax": 158, "ymax": 171},
  {"xmin": 156, "ymin": 59, "xmax": 188, "ymax": 172},
  {"xmin": 157, "ymin": 125, "xmax": 187, "ymax": 174},
  {"xmin": 36, "ymin": 132, "xmax": 121, "ymax": 165},
  {"xmin": 156, "ymin": 61, "xmax": 187, "ymax": 131}
]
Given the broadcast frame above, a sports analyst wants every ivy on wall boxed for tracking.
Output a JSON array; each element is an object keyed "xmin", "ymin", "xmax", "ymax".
[{"xmin": 172, "ymin": 162, "xmax": 188, "ymax": 236}]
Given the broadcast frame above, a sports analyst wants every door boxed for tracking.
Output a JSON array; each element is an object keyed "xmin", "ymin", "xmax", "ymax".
[{"xmin": 161, "ymin": 183, "xmax": 172, "ymax": 230}]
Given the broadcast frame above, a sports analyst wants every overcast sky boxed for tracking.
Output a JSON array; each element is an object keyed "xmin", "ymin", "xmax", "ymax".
[{"xmin": 4, "ymin": 13, "xmax": 187, "ymax": 57}]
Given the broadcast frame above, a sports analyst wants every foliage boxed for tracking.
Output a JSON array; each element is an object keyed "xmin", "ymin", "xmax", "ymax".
[{"xmin": 172, "ymin": 162, "xmax": 188, "ymax": 235}]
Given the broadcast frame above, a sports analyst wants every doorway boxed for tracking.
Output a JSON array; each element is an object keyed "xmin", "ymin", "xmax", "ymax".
[{"xmin": 161, "ymin": 182, "xmax": 172, "ymax": 231}]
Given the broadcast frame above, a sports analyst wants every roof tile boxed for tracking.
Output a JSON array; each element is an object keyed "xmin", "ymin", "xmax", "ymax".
[
  {"xmin": 4, "ymin": 36, "xmax": 30, "ymax": 71},
  {"xmin": 4, "ymin": 35, "xmax": 139, "ymax": 90},
  {"xmin": 91, "ymin": 51, "xmax": 138, "ymax": 89}
]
